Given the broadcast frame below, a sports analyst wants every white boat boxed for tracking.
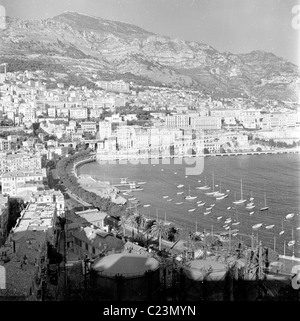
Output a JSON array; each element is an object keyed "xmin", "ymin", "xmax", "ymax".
[
  {"xmin": 252, "ymin": 223, "xmax": 263, "ymax": 230},
  {"xmin": 177, "ymin": 191, "xmax": 184, "ymax": 195},
  {"xmin": 205, "ymin": 173, "xmax": 217, "ymax": 195},
  {"xmin": 260, "ymin": 193, "xmax": 269, "ymax": 211},
  {"xmin": 223, "ymin": 224, "xmax": 228, "ymax": 228},
  {"xmin": 188, "ymin": 208, "xmax": 196, "ymax": 212},
  {"xmin": 286, "ymin": 213, "xmax": 295, "ymax": 219},
  {"xmin": 249, "ymin": 191, "xmax": 254, "ymax": 201},
  {"xmin": 232, "ymin": 222, "xmax": 240, "ymax": 226},
  {"xmin": 227, "ymin": 207, "xmax": 231, "ymax": 210},
  {"xmin": 177, "ymin": 184, "xmax": 184, "ymax": 188},
  {"xmin": 176, "ymin": 202, "xmax": 183, "ymax": 205},
  {"xmin": 246, "ymin": 204, "xmax": 255, "ymax": 210},
  {"xmin": 216, "ymin": 194, "xmax": 228, "ymax": 200},
  {"xmin": 226, "ymin": 189, "xmax": 230, "ymax": 192},
  {"xmin": 204, "ymin": 211, "xmax": 211, "ymax": 216},
  {"xmin": 198, "ymin": 180, "xmax": 201, "ymax": 183},
  {"xmin": 288, "ymin": 228, "xmax": 295, "ymax": 247},
  {"xmin": 217, "ymin": 216, "xmax": 223, "ymax": 220},
  {"xmin": 143, "ymin": 204, "xmax": 151, "ymax": 208},
  {"xmin": 249, "ymin": 211, "xmax": 254, "ymax": 215},
  {"xmin": 210, "ymin": 204, "xmax": 215, "ymax": 207},
  {"xmin": 225, "ymin": 218, "xmax": 232, "ymax": 224},
  {"xmin": 167, "ymin": 199, "xmax": 173, "ymax": 202},
  {"xmin": 232, "ymin": 179, "xmax": 247, "ymax": 204},
  {"xmin": 266, "ymin": 225, "xmax": 275, "ymax": 229},
  {"xmin": 296, "ymin": 227, "xmax": 300, "ymax": 230},
  {"xmin": 128, "ymin": 197, "xmax": 136, "ymax": 201},
  {"xmin": 197, "ymin": 202, "xmax": 205, "ymax": 207},
  {"xmin": 174, "ymin": 172, "xmax": 177, "ymax": 175},
  {"xmin": 137, "ymin": 181, "xmax": 147, "ymax": 185},
  {"xmin": 279, "ymin": 217, "xmax": 285, "ymax": 235},
  {"xmin": 288, "ymin": 240, "xmax": 296, "ymax": 247},
  {"xmin": 120, "ymin": 177, "xmax": 128, "ymax": 184},
  {"xmin": 232, "ymin": 232, "xmax": 238, "ymax": 237},
  {"xmin": 246, "ymin": 202, "xmax": 254, "ymax": 207},
  {"xmin": 185, "ymin": 184, "xmax": 197, "ymax": 200},
  {"xmin": 206, "ymin": 207, "xmax": 212, "ymax": 211},
  {"xmin": 205, "ymin": 191, "xmax": 217, "ymax": 196},
  {"xmin": 163, "ymin": 196, "xmax": 169, "ymax": 199},
  {"xmin": 225, "ymin": 226, "xmax": 230, "ymax": 230},
  {"xmin": 198, "ymin": 176, "xmax": 211, "ymax": 190}
]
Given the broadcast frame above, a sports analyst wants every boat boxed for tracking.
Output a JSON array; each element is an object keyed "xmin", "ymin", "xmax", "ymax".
[
  {"xmin": 223, "ymin": 224, "xmax": 228, "ymax": 228},
  {"xmin": 131, "ymin": 188, "xmax": 144, "ymax": 192},
  {"xmin": 226, "ymin": 189, "xmax": 230, "ymax": 192},
  {"xmin": 260, "ymin": 192, "xmax": 269, "ymax": 211},
  {"xmin": 128, "ymin": 197, "xmax": 136, "ymax": 201},
  {"xmin": 177, "ymin": 184, "xmax": 184, "ymax": 188},
  {"xmin": 232, "ymin": 179, "xmax": 247, "ymax": 205},
  {"xmin": 120, "ymin": 177, "xmax": 128, "ymax": 184},
  {"xmin": 214, "ymin": 180, "xmax": 226, "ymax": 197},
  {"xmin": 198, "ymin": 176, "xmax": 211, "ymax": 190},
  {"xmin": 205, "ymin": 173, "xmax": 216, "ymax": 195},
  {"xmin": 249, "ymin": 211, "xmax": 254, "ymax": 215},
  {"xmin": 232, "ymin": 222, "xmax": 240, "ymax": 226},
  {"xmin": 163, "ymin": 196, "xmax": 169, "ymax": 199},
  {"xmin": 204, "ymin": 211, "xmax": 211, "ymax": 215},
  {"xmin": 266, "ymin": 225, "xmax": 275, "ymax": 229},
  {"xmin": 246, "ymin": 204, "xmax": 255, "ymax": 210},
  {"xmin": 197, "ymin": 202, "xmax": 205, "ymax": 207},
  {"xmin": 296, "ymin": 227, "xmax": 300, "ymax": 230},
  {"xmin": 217, "ymin": 216, "xmax": 223, "ymax": 220},
  {"xmin": 137, "ymin": 181, "xmax": 147, "ymax": 185},
  {"xmin": 216, "ymin": 194, "xmax": 228, "ymax": 200},
  {"xmin": 288, "ymin": 228, "xmax": 295, "ymax": 247},
  {"xmin": 252, "ymin": 223, "xmax": 263, "ymax": 230},
  {"xmin": 167, "ymin": 199, "xmax": 173, "ymax": 202},
  {"xmin": 225, "ymin": 226, "xmax": 230, "ymax": 230},
  {"xmin": 174, "ymin": 172, "xmax": 177, "ymax": 175},
  {"xmin": 279, "ymin": 217, "xmax": 285, "ymax": 235},
  {"xmin": 249, "ymin": 191, "xmax": 254, "ymax": 201},
  {"xmin": 198, "ymin": 180, "xmax": 201, "ymax": 183},
  {"xmin": 185, "ymin": 185, "xmax": 197, "ymax": 200},
  {"xmin": 176, "ymin": 202, "xmax": 183, "ymax": 205},
  {"xmin": 227, "ymin": 206, "xmax": 231, "ymax": 210},
  {"xmin": 206, "ymin": 207, "xmax": 212, "ymax": 211},
  {"xmin": 225, "ymin": 218, "xmax": 232, "ymax": 224},
  {"xmin": 188, "ymin": 208, "xmax": 196, "ymax": 212},
  {"xmin": 210, "ymin": 204, "xmax": 215, "ymax": 207},
  {"xmin": 143, "ymin": 204, "xmax": 151, "ymax": 207},
  {"xmin": 286, "ymin": 213, "xmax": 295, "ymax": 219},
  {"xmin": 177, "ymin": 191, "xmax": 184, "ymax": 195}
]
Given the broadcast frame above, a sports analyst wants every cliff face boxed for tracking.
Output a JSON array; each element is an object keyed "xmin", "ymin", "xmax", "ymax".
[{"xmin": 0, "ymin": 11, "xmax": 299, "ymax": 100}]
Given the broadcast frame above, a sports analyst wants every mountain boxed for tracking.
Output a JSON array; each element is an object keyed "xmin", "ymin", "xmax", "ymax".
[{"xmin": 0, "ymin": 11, "xmax": 299, "ymax": 100}]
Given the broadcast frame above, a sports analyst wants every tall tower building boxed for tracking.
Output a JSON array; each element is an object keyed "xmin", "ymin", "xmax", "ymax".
[{"xmin": 0, "ymin": 5, "xmax": 6, "ymax": 30}]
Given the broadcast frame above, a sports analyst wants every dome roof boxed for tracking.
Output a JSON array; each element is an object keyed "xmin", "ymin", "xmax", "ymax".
[{"xmin": 92, "ymin": 253, "xmax": 159, "ymax": 276}]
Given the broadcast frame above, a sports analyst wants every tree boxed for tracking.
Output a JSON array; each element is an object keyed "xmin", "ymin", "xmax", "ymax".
[{"xmin": 150, "ymin": 220, "xmax": 168, "ymax": 251}]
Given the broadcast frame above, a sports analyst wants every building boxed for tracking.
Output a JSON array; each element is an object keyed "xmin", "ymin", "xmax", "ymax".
[
  {"xmin": 0, "ymin": 195, "xmax": 9, "ymax": 245},
  {"xmin": 30, "ymin": 189, "xmax": 65, "ymax": 217},
  {"xmin": 74, "ymin": 209, "xmax": 107, "ymax": 229},
  {"xmin": 69, "ymin": 226, "xmax": 124, "ymax": 259},
  {"xmin": 0, "ymin": 152, "xmax": 42, "ymax": 174},
  {"xmin": 98, "ymin": 121, "xmax": 112, "ymax": 140},
  {"xmin": 96, "ymin": 80, "xmax": 130, "ymax": 93},
  {"xmin": 80, "ymin": 121, "xmax": 97, "ymax": 135},
  {"xmin": 0, "ymin": 168, "xmax": 47, "ymax": 197}
]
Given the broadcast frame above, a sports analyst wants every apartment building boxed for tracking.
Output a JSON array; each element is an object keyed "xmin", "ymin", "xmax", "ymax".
[{"xmin": 0, "ymin": 152, "xmax": 42, "ymax": 174}]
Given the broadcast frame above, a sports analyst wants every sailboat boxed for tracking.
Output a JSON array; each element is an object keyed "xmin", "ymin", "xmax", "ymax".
[
  {"xmin": 246, "ymin": 202, "xmax": 255, "ymax": 210},
  {"xmin": 204, "ymin": 211, "xmax": 211, "ymax": 216},
  {"xmin": 188, "ymin": 208, "xmax": 196, "ymax": 212},
  {"xmin": 232, "ymin": 178, "xmax": 247, "ymax": 204},
  {"xmin": 177, "ymin": 184, "xmax": 184, "ymax": 188},
  {"xmin": 260, "ymin": 192, "xmax": 269, "ymax": 211},
  {"xmin": 214, "ymin": 180, "xmax": 226, "ymax": 198},
  {"xmin": 176, "ymin": 202, "xmax": 183, "ymax": 205},
  {"xmin": 205, "ymin": 173, "xmax": 217, "ymax": 196},
  {"xmin": 177, "ymin": 191, "xmax": 184, "ymax": 195},
  {"xmin": 185, "ymin": 185, "xmax": 197, "ymax": 200},
  {"xmin": 197, "ymin": 176, "xmax": 211, "ymax": 190},
  {"xmin": 279, "ymin": 217, "xmax": 285, "ymax": 235},
  {"xmin": 217, "ymin": 216, "xmax": 223, "ymax": 220},
  {"xmin": 232, "ymin": 210, "xmax": 240, "ymax": 226},
  {"xmin": 288, "ymin": 228, "xmax": 295, "ymax": 247},
  {"xmin": 249, "ymin": 191, "xmax": 254, "ymax": 201},
  {"xmin": 249, "ymin": 211, "xmax": 254, "ymax": 215},
  {"xmin": 197, "ymin": 202, "xmax": 205, "ymax": 207}
]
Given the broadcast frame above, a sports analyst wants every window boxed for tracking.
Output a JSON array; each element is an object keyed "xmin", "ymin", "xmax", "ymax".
[
  {"xmin": 85, "ymin": 243, "xmax": 88, "ymax": 251},
  {"xmin": 92, "ymin": 247, "xmax": 95, "ymax": 254}
]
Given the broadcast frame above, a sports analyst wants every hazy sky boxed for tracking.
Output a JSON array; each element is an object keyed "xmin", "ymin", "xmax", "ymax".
[{"xmin": 0, "ymin": 0, "xmax": 299, "ymax": 65}]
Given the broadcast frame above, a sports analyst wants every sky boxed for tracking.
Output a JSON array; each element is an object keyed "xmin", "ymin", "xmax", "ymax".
[{"xmin": 0, "ymin": 0, "xmax": 299, "ymax": 65}]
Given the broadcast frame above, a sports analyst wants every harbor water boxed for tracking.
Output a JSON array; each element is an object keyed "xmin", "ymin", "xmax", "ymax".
[{"xmin": 78, "ymin": 154, "xmax": 300, "ymax": 258}]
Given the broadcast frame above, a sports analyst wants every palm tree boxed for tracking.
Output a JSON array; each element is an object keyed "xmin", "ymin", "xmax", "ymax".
[{"xmin": 150, "ymin": 220, "xmax": 168, "ymax": 251}]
